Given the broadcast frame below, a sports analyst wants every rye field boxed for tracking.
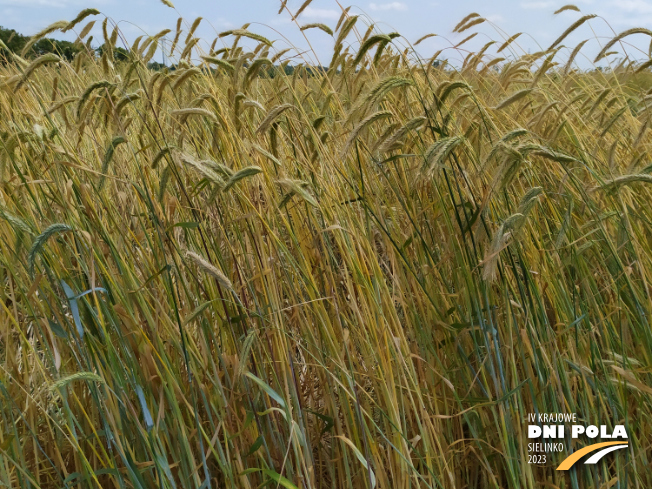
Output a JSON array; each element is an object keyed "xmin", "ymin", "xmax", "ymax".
[{"xmin": 0, "ymin": 4, "xmax": 651, "ymax": 488}]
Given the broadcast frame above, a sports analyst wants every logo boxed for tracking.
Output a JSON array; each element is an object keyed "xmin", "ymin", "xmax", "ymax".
[
  {"xmin": 526, "ymin": 413, "xmax": 628, "ymax": 470},
  {"xmin": 556, "ymin": 442, "xmax": 628, "ymax": 470}
]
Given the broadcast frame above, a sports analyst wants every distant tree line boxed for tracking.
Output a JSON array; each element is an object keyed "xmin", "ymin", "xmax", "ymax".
[
  {"xmin": 1, "ymin": 25, "xmax": 335, "ymax": 76},
  {"xmin": 0, "ymin": 26, "xmax": 155, "ymax": 68},
  {"xmin": 0, "ymin": 25, "xmax": 81, "ymax": 60}
]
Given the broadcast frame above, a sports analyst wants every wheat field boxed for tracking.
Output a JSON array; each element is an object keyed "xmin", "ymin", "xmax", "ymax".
[{"xmin": 0, "ymin": 4, "xmax": 651, "ymax": 488}]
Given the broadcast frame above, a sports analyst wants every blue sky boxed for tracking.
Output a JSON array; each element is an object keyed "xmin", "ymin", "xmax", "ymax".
[{"xmin": 2, "ymin": 0, "xmax": 651, "ymax": 66}]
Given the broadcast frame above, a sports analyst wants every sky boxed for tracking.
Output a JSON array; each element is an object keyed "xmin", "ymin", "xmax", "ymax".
[{"xmin": 2, "ymin": 0, "xmax": 652, "ymax": 67}]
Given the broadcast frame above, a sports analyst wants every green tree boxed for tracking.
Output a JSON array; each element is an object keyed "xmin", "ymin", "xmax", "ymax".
[{"xmin": 0, "ymin": 25, "xmax": 81, "ymax": 61}]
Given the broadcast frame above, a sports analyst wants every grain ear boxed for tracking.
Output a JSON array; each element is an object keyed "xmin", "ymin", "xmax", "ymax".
[
  {"xmin": 554, "ymin": 5, "xmax": 581, "ymax": 14},
  {"xmin": 548, "ymin": 14, "xmax": 596, "ymax": 49},
  {"xmin": 21, "ymin": 21, "xmax": 69, "ymax": 56},
  {"xmin": 595, "ymin": 28, "xmax": 652, "ymax": 62}
]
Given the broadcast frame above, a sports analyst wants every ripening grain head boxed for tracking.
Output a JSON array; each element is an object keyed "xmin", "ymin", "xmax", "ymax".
[{"xmin": 185, "ymin": 250, "xmax": 233, "ymax": 289}]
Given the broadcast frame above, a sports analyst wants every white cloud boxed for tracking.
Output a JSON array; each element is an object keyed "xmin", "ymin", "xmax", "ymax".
[
  {"xmin": 485, "ymin": 14, "xmax": 504, "ymax": 23},
  {"xmin": 615, "ymin": 0, "xmax": 652, "ymax": 14},
  {"xmin": 520, "ymin": 1, "xmax": 556, "ymax": 9},
  {"xmin": 0, "ymin": 0, "xmax": 74, "ymax": 6},
  {"xmin": 269, "ymin": 17, "xmax": 292, "ymax": 26},
  {"xmin": 369, "ymin": 2, "xmax": 408, "ymax": 12},
  {"xmin": 214, "ymin": 17, "xmax": 235, "ymax": 29},
  {"xmin": 299, "ymin": 7, "xmax": 340, "ymax": 20},
  {"xmin": 520, "ymin": 0, "xmax": 592, "ymax": 8}
]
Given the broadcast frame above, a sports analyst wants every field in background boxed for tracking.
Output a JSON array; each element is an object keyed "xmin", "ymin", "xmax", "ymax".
[{"xmin": 1, "ymin": 4, "xmax": 652, "ymax": 488}]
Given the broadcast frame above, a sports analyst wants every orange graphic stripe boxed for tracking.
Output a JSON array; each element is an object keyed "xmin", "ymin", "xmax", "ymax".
[{"xmin": 556, "ymin": 442, "xmax": 628, "ymax": 470}]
